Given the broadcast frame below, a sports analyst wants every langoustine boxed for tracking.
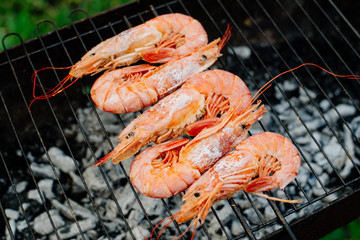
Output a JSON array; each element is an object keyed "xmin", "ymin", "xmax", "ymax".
[
  {"xmin": 152, "ymin": 132, "xmax": 301, "ymax": 240},
  {"xmin": 90, "ymin": 30, "xmax": 230, "ymax": 114},
  {"xmin": 130, "ymin": 101, "xmax": 266, "ymax": 198},
  {"xmin": 31, "ymin": 13, "xmax": 207, "ymax": 105},
  {"xmin": 92, "ymin": 69, "xmax": 252, "ymax": 166}
]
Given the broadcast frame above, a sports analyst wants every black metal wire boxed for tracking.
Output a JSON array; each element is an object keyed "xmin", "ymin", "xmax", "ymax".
[
  {"xmin": 0, "ymin": 197, "xmax": 15, "ymax": 240},
  {"xmin": 34, "ymin": 19, "xmax": 113, "ymax": 239},
  {"xmin": 263, "ymin": 0, "xmax": 360, "ymax": 165},
  {"xmin": 2, "ymin": 33, "xmax": 64, "ymax": 240}
]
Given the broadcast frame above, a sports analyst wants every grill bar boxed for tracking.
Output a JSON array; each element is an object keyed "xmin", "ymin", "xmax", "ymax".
[
  {"xmin": 4, "ymin": 34, "xmax": 88, "ymax": 240},
  {"xmin": 0, "ymin": 151, "xmax": 35, "ymax": 239},
  {"xmin": 328, "ymin": 0, "xmax": 360, "ymax": 40},
  {"xmin": 0, "ymin": 197, "xmax": 14, "ymax": 240},
  {"xmin": 251, "ymin": 0, "xmax": 359, "ymax": 182},
  {"xmin": 223, "ymin": 0, "xmax": 328, "ymax": 205},
  {"xmin": 1, "ymin": 0, "xmax": 359, "ymax": 239},
  {"xmin": 67, "ymin": 7, "xmax": 189, "ymax": 239},
  {"xmin": 273, "ymin": 0, "xmax": 360, "ymax": 172},
  {"xmin": 35, "ymin": 21, "xmax": 120, "ymax": 240},
  {"xmin": 312, "ymin": 0, "xmax": 360, "ymax": 59}
]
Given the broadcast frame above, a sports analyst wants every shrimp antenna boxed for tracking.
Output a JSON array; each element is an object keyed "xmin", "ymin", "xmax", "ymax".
[
  {"xmin": 171, "ymin": 219, "xmax": 196, "ymax": 240},
  {"xmin": 29, "ymin": 66, "xmax": 75, "ymax": 109},
  {"xmin": 149, "ymin": 212, "xmax": 179, "ymax": 240},
  {"xmin": 253, "ymin": 192, "xmax": 302, "ymax": 204},
  {"xmin": 218, "ymin": 24, "xmax": 233, "ymax": 51},
  {"xmin": 247, "ymin": 62, "xmax": 360, "ymax": 108}
]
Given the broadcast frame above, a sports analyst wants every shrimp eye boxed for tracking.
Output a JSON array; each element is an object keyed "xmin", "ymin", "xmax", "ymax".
[
  {"xmin": 90, "ymin": 52, "xmax": 96, "ymax": 56},
  {"xmin": 241, "ymin": 124, "xmax": 246, "ymax": 130},
  {"xmin": 194, "ymin": 192, "xmax": 200, "ymax": 198},
  {"xmin": 200, "ymin": 55, "xmax": 208, "ymax": 62},
  {"xmin": 125, "ymin": 132, "xmax": 135, "ymax": 139}
]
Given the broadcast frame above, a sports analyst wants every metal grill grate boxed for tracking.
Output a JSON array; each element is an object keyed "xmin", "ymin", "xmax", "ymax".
[{"xmin": 1, "ymin": 0, "xmax": 360, "ymax": 239}]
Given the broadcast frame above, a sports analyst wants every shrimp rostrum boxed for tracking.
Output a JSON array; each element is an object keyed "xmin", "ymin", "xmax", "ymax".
[
  {"xmin": 92, "ymin": 69, "xmax": 252, "ymax": 166},
  {"xmin": 159, "ymin": 132, "xmax": 301, "ymax": 239},
  {"xmin": 130, "ymin": 100, "xmax": 266, "ymax": 198},
  {"xmin": 31, "ymin": 13, "xmax": 207, "ymax": 104}
]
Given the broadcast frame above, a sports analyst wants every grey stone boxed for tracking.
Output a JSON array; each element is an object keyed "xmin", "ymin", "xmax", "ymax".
[
  {"xmin": 38, "ymin": 179, "xmax": 55, "ymax": 199},
  {"xmin": 30, "ymin": 163, "xmax": 60, "ymax": 179},
  {"xmin": 229, "ymin": 46, "xmax": 251, "ymax": 59},
  {"xmin": 5, "ymin": 208, "xmax": 20, "ymax": 220},
  {"xmin": 15, "ymin": 181, "xmax": 28, "ymax": 193},
  {"xmin": 83, "ymin": 166, "xmax": 112, "ymax": 195},
  {"xmin": 231, "ymin": 220, "xmax": 244, "ymax": 236},
  {"xmin": 27, "ymin": 189, "xmax": 44, "ymax": 203},
  {"xmin": 33, "ymin": 210, "xmax": 65, "ymax": 235},
  {"xmin": 325, "ymin": 104, "xmax": 356, "ymax": 121},
  {"xmin": 49, "ymin": 218, "xmax": 97, "ymax": 240},
  {"xmin": 46, "ymin": 147, "xmax": 76, "ymax": 173}
]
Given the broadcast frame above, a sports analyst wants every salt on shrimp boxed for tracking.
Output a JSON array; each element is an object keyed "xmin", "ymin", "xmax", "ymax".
[
  {"xmin": 30, "ymin": 13, "xmax": 207, "ymax": 106},
  {"xmin": 152, "ymin": 132, "xmax": 301, "ymax": 240},
  {"xmin": 130, "ymin": 101, "xmax": 266, "ymax": 198},
  {"xmin": 92, "ymin": 69, "xmax": 251, "ymax": 167},
  {"xmin": 90, "ymin": 30, "xmax": 231, "ymax": 114}
]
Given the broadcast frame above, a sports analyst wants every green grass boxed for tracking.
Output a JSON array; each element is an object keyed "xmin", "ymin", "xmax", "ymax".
[
  {"xmin": 0, "ymin": 0, "xmax": 133, "ymax": 51},
  {"xmin": 321, "ymin": 218, "xmax": 360, "ymax": 240}
]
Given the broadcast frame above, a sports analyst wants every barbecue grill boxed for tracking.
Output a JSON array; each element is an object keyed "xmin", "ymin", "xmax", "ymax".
[{"xmin": 1, "ymin": 0, "xmax": 360, "ymax": 239}]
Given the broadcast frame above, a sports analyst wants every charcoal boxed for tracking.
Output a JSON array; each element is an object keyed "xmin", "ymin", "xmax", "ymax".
[
  {"xmin": 30, "ymin": 163, "xmax": 60, "ymax": 179},
  {"xmin": 5, "ymin": 209, "xmax": 20, "ymax": 220},
  {"xmin": 45, "ymin": 147, "xmax": 77, "ymax": 173},
  {"xmin": 33, "ymin": 210, "xmax": 65, "ymax": 235},
  {"xmin": 231, "ymin": 220, "xmax": 244, "ymax": 236},
  {"xmin": 325, "ymin": 104, "xmax": 356, "ymax": 121},
  {"xmin": 229, "ymin": 46, "xmax": 252, "ymax": 59},
  {"xmin": 48, "ymin": 218, "xmax": 96, "ymax": 240},
  {"xmin": 16, "ymin": 219, "xmax": 28, "ymax": 233},
  {"xmin": 38, "ymin": 179, "xmax": 55, "ymax": 200},
  {"xmin": 68, "ymin": 172, "xmax": 86, "ymax": 194},
  {"xmin": 83, "ymin": 166, "xmax": 112, "ymax": 196},
  {"xmin": 5, "ymin": 219, "xmax": 16, "ymax": 240},
  {"xmin": 27, "ymin": 189, "xmax": 44, "ymax": 204},
  {"xmin": 14, "ymin": 181, "xmax": 28, "ymax": 193}
]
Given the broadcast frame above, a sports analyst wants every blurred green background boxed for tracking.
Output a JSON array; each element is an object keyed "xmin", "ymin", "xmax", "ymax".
[
  {"xmin": 0, "ymin": 1, "xmax": 359, "ymax": 239},
  {"xmin": 0, "ymin": 0, "xmax": 133, "ymax": 51}
]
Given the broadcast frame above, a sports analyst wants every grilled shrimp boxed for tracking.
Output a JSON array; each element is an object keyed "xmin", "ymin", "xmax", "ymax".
[
  {"xmin": 90, "ymin": 31, "xmax": 230, "ymax": 114},
  {"xmin": 71, "ymin": 13, "xmax": 207, "ymax": 76},
  {"xmin": 177, "ymin": 132, "xmax": 300, "ymax": 236},
  {"xmin": 92, "ymin": 69, "xmax": 251, "ymax": 166},
  {"xmin": 31, "ymin": 13, "xmax": 207, "ymax": 105},
  {"xmin": 130, "ymin": 101, "xmax": 266, "ymax": 198},
  {"xmin": 151, "ymin": 132, "xmax": 301, "ymax": 240}
]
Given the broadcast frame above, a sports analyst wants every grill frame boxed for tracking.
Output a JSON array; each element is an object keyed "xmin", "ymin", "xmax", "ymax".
[{"xmin": 1, "ymin": 0, "xmax": 360, "ymax": 239}]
